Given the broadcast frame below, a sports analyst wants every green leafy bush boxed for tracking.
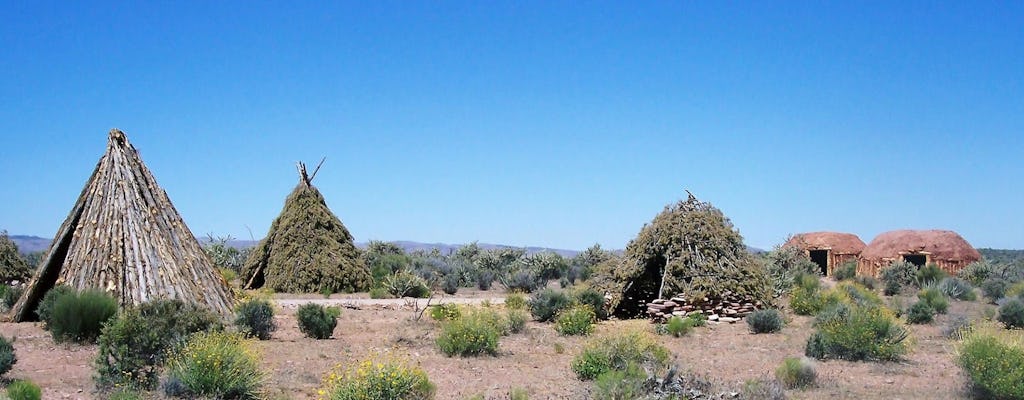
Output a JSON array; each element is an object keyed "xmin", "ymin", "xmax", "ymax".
[
  {"xmin": 0, "ymin": 284, "xmax": 23, "ymax": 311},
  {"xmin": 662, "ymin": 315, "xmax": 694, "ymax": 337},
  {"xmin": 319, "ymin": 350, "xmax": 435, "ymax": 400},
  {"xmin": 805, "ymin": 303, "xmax": 909, "ymax": 361},
  {"xmin": 0, "ymin": 231, "xmax": 32, "ymax": 283},
  {"xmin": 937, "ymin": 277, "xmax": 976, "ymax": 301},
  {"xmin": 981, "ymin": 277, "xmax": 1009, "ymax": 302},
  {"xmin": 296, "ymin": 303, "xmax": 340, "ymax": 339},
  {"xmin": 775, "ymin": 357, "xmax": 816, "ymax": 389},
  {"xmin": 837, "ymin": 281, "xmax": 883, "ymax": 308},
  {"xmin": 501, "ymin": 270, "xmax": 544, "ymax": 293},
  {"xmin": 789, "ymin": 275, "xmax": 842, "ymax": 316},
  {"xmin": 36, "ymin": 285, "xmax": 74, "ymax": 328},
  {"xmin": 763, "ymin": 245, "xmax": 819, "ymax": 298},
  {"xmin": 428, "ymin": 303, "xmax": 461, "ymax": 322},
  {"xmin": 916, "ymin": 264, "xmax": 948, "ymax": 286},
  {"xmin": 918, "ymin": 287, "xmax": 949, "ymax": 314},
  {"xmin": 572, "ymin": 287, "xmax": 609, "ymax": 320},
  {"xmin": 384, "ymin": 270, "xmax": 431, "ymax": 298},
  {"xmin": 0, "ymin": 335, "xmax": 16, "ymax": 376},
  {"xmin": 166, "ymin": 331, "xmax": 264, "ymax": 399},
  {"xmin": 530, "ymin": 289, "xmax": 571, "ymax": 322},
  {"xmin": 442, "ymin": 275, "xmax": 459, "ymax": 295},
  {"xmin": 958, "ymin": 261, "xmax": 994, "ymax": 286},
  {"xmin": 998, "ymin": 299, "xmax": 1024, "ymax": 329},
  {"xmin": 957, "ymin": 326, "xmax": 1024, "ymax": 399},
  {"xmin": 504, "ymin": 292, "xmax": 527, "ymax": 310},
  {"xmin": 747, "ymin": 309, "xmax": 785, "ymax": 334},
  {"xmin": 505, "ymin": 310, "xmax": 528, "ymax": 334},
  {"xmin": 833, "ymin": 261, "xmax": 857, "ymax": 281},
  {"xmin": 6, "ymin": 380, "xmax": 41, "ymax": 400},
  {"xmin": 571, "ymin": 330, "xmax": 670, "ymax": 380},
  {"xmin": 436, "ymin": 310, "xmax": 500, "ymax": 356},
  {"xmin": 592, "ymin": 363, "xmax": 647, "ymax": 400},
  {"xmin": 49, "ymin": 289, "xmax": 117, "ymax": 344},
  {"xmin": 475, "ymin": 270, "xmax": 495, "ymax": 291},
  {"xmin": 95, "ymin": 299, "xmax": 221, "ymax": 390},
  {"xmin": 880, "ymin": 261, "xmax": 917, "ymax": 295},
  {"xmin": 905, "ymin": 301, "xmax": 935, "ymax": 324},
  {"xmin": 368, "ymin": 287, "xmax": 390, "ymax": 299},
  {"xmin": 554, "ymin": 305, "xmax": 595, "ymax": 336},
  {"xmin": 234, "ymin": 299, "xmax": 276, "ymax": 340}
]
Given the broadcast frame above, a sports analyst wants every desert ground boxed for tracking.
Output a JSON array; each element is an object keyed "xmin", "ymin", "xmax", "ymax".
[{"xmin": 0, "ymin": 285, "xmax": 991, "ymax": 400}]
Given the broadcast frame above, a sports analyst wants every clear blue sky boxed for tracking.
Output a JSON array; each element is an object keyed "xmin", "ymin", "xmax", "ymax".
[{"xmin": 2, "ymin": 2, "xmax": 1022, "ymax": 250}]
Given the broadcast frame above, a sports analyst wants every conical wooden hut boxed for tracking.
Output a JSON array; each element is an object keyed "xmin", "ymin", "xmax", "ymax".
[
  {"xmin": 10, "ymin": 129, "xmax": 234, "ymax": 321},
  {"xmin": 784, "ymin": 232, "xmax": 866, "ymax": 276},
  {"xmin": 240, "ymin": 161, "xmax": 371, "ymax": 294},
  {"xmin": 858, "ymin": 230, "xmax": 981, "ymax": 277}
]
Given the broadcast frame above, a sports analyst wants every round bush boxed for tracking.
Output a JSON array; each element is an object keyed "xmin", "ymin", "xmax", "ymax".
[
  {"xmin": 572, "ymin": 287, "xmax": 609, "ymax": 320},
  {"xmin": 476, "ymin": 270, "xmax": 495, "ymax": 291},
  {"xmin": 436, "ymin": 312, "xmax": 500, "ymax": 357},
  {"xmin": 571, "ymin": 330, "xmax": 670, "ymax": 381},
  {"xmin": 505, "ymin": 310, "xmax": 527, "ymax": 334},
  {"xmin": 957, "ymin": 327, "xmax": 1024, "ymax": 399},
  {"xmin": 916, "ymin": 264, "xmax": 948, "ymax": 286},
  {"xmin": 998, "ymin": 299, "xmax": 1024, "ymax": 329},
  {"xmin": 296, "ymin": 303, "xmax": 339, "ymax": 339},
  {"xmin": 428, "ymin": 303, "xmax": 461, "ymax": 322},
  {"xmin": 775, "ymin": 357, "xmax": 816, "ymax": 389},
  {"xmin": 166, "ymin": 331, "xmax": 264, "ymax": 399},
  {"xmin": 35, "ymin": 286, "xmax": 74, "ymax": 327},
  {"xmin": 805, "ymin": 304, "xmax": 909, "ymax": 361},
  {"xmin": 880, "ymin": 261, "xmax": 916, "ymax": 294},
  {"xmin": 49, "ymin": 289, "xmax": 118, "ymax": 344},
  {"xmin": 937, "ymin": 277, "xmax": 976, "ymax": 301},
  {"xmin": 319, "ymin": 351, "xmax": 435, "ymax": 400},
  {"xmin": 555, "ymin": 305, "xmax": 596, "ymax": 336},
  {"xmin": 918, "ymin": 287, "xmax": 949, "ymax": 314},
  {"xmin": 747, "ymin": 309, "xmax": 784, "ymax": 334},
  {"xmin": 95, "ymin": 299, "xmax": 221, "ymax": 390},
  {"xmin": 234, "ymin": 299, "xmax": 276, "ymax": 340},
  {"xmin": 504, "ymin": 292, "xmax": 528, "ymax": 310},
  {"xmin": 0, "ymin": 335, "xmax": 16, "ymax": 377},
  {"xmin": 530, "ymin": 289, "xmax": 571, "ymax": 322},
  {"xmin": 6, "ymin": 380, "xmax": 41, "ymax": 400},
  {"xmin": 442, "ymin": 275, "xmax": 459, "ymax": 295},
  {"xmin": 663, "ymin": 315, "xmax": 694, "ymax": 337},
  {"xmin": 905, "ymin": 301, "xmax": 935, "ymax": 324},
  {"xmin": 982, "ymin": 277, "xmax": 1009, "ymax": 302}
]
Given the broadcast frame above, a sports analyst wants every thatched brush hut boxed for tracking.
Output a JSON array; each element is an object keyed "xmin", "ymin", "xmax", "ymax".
[
  {"xmin": 591, "ymin": 192, "xmax": 770, "ymax": 318},
  {"xmin": 241, "ymin": 161, "xmax": 371, "ymax": 294},
  {"xmin": 10, "ymin": 129, "xmax": 234, "ymax": 321},
  {"xmin": 784, "ymin": 232, "xmax": 866, "ymax": 276},
  {"xmin": 858, "ymin": 230, "xmax": 981, "ymax": 277}
]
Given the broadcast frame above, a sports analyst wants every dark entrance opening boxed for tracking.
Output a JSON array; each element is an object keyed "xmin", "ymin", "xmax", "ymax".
[
  {"xmin": 904, "ymin": 254, "xmax": 927, "ymax": 267},
  {"xmin": 809, "ymin": 250, "xmax": 829, "ymax": 275}
]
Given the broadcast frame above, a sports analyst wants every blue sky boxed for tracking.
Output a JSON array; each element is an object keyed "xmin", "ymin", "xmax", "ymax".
[{"xmin": 1, "ymin": 2, "xmax": 1022, "ymax": 250}]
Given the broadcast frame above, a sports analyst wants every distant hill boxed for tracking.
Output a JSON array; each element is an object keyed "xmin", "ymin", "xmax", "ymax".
[{"xmin": 10, "ymin": 234, "xmax": 765, "ymax": 259}]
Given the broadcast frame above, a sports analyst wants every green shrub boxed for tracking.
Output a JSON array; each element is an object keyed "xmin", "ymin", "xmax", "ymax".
[
  {"xmin": 166, "ymin": 331, "xmax": 264, "ymax": 399},
  {"xmin": 764, "ymin": 245, "xmax": 820, "ymax": 297},
  {"xmin": 957, "ymin": 326, "xmax": 1024, "ymax": 399},
  {"xmin": 505, "ymin": 310, "xmax": 528, "ymax": 334},
  {"xmin": 475, "ymin": 270, "xmax": 495, "ymax": 291},
  {"xmin": 49, "ymin": 289, "xmax": 117, "ymax": 344},
  {"xmin": 530, "ymin": 289, "xmax": 571, "ymax": 322},
  {"xmin": 747, "ymin": 309, "xmax": 784, "ymax": 334},
  {"xmin": 504, "ymin": 292, "xmax": 528, "ymax": 310},
  {"xmin": 905, "ymin": 301, "xmax": 935, "ymax": 324},
  {"xmin": 837, "ymin": 281, "xmax": 883, "ymax": 308},
  {"xmin": 6, "ymin": 380, "xmax": 41, "ymax": 400},
  {"xmin": 571, "ymin": 330, "xmax": 670, "ymax": 380},
  {"xmin": 918, "ymin": 287, "xmax": 949, "ymax": 314},
  {"xmin": 384, "ymin": 270, "xmax": 431, "ymax": 298},
  {"xmin": 662, "ymin": 315, "xmax": 695, "ymax": 337},
  {"xmin": 441, "ymin": 275, "xmax": 459, "ymax": 295},
  {"xmin": 296, "ymin": 303, "xmax": 340, "ymax": 339},
  {"xmin": 805, "ymin": 303, "xmax": 909, "ymax": 361},
  {"xmin": 0, "ymin": 335, "xmax": 16, "ymax": 376},
  {"xmin": 319, "ymin": 350, "xmax": 435, "ymax": 400},
  {"xmin": 982, "ymin": 277, "xmax": 1009, "ymax": 302},
  {"xmin": 789, "ymin": 278, "xmax": 843, "ymax": 316},
  {"xmin": 428, "ymin": 303, "xmax": 462, "ymax": 322},
  {"xmin": 937, "ymin": 277, "xmax": 976, "ymax": 301},
  {"xmin": 998, "ymin": 299, "xmax": 1024, "ymax": 329},
  {"xmin": 36, "ymin": 285, "xmax": 74, "ymax": 328},
  {"xmin": 108, "ymin": 389, "xmax": 144, "ymax": 400},
  {"xmin": 687, "ymin": 312, "xmax": 707, "ymax": 327},
  {"xmin": 501, "ymin": 270, "xmax": 543, "ymax": 293},
  {"xmin": 572, "ymin": 287, "xmax": 608, "ymax": 320},
  {"xmin": 0, "ymin": 284, "xmax": 23, "ymax": 311},
  {"xmin": 436, "ymin": 310, "xmax": 500, "ymax": 356},
  {"xmin": 741, "ymin": 378, "xmax": 786, "ymax": 400},
  {"xmin": 880, "ymin": 261, "xmax": 917, "ymax": 295},
  {"xmin": 95, "ymin": 299, "xmax": 221, "ymax": 390},
  {"xmin": 775, "ymin": 357, "xmax": 816, "ymax": 389},
  {"xmin": 554, "ymin": 305, "xmax": 595, "ymax": 336},
  {"xmin": 833, "ymin": 261, "xmax": 857, "ymax": 281},
  {"xmin": 916, "ymin": 264, "xmax": 948, "ymax": 286},
  {"xmin": 958, "ymin": 261, "xmax": 994, "ymax": 286},
  {"xmin": 234, "ymin": 299, "xmax": 276, "ymax": 340},
  {"xmin": 368, "ymin": 287, "xmax": 390, "ymax": 299},
  {"xmin": 592, "ymin": 363, "xmax": 647, "ymax": 400}
]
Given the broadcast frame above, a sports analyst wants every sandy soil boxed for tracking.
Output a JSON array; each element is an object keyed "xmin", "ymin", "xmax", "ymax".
[{"xmin": 0, "ymin": 289, "xmax": 994, "ymax": 400}]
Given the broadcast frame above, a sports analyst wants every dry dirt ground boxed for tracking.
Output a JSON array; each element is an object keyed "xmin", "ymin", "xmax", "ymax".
[{"xmin": 0, "ymin": 287, "xmax": 994, "ymax": 400}]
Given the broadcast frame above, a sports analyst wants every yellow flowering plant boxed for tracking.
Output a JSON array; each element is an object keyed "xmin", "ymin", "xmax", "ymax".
[{"xmin": 319, "ymin": 350, "xmax": 435, "ymax": 400}]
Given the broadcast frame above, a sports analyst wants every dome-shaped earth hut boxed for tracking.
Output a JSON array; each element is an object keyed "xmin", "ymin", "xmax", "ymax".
[
  {"xmin": 10, "ymin": 129, "xmax": 234, "ymax": 321},
  {"xmin": 858, "ymin": 230, "xmax": 981, "ymax": 277},
  {"xmin": 784, "ymin": 232, "xmax": 866, "ymax": 276}
]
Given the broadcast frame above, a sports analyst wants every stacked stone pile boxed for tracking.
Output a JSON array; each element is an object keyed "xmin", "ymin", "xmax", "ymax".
[{"xmin": 646, "ymin": 291, "xmax": 761, "ymax": 324}]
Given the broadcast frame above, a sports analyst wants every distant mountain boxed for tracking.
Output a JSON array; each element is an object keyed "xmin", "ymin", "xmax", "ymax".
[{"xmin": 11, "ymin": 234, "xmax": 767, "ymax": 259}]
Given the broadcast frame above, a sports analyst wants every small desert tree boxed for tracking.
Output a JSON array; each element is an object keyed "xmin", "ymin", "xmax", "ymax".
[{"xmin": 0, "ymin": 231, "xmax": 32, "ymax": 283}]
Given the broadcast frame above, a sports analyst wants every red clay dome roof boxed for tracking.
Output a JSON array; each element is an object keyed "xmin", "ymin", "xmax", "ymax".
[
  {"xmin": 860, "ymin": 230, "xmax": 981, "ymax": 262},
  {"xmin": 784, "ymin": 232, "xmax": 866, "ymax": 255}
]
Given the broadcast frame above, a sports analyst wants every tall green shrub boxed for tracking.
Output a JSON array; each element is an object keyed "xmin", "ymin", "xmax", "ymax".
[
  {"xmin": 234, "ymin": 299, "xmax": 276, "ymax": 340},
  {"xmin": 296, "ymin": 303, "xmax": 340, "ymax": 339},
  {"xmin": 530, "ymin": 289, "xmax": 571, "ymax": 322},
  {"xmin": 880, "ymin": 261, "xmax": 917, "ymax": 295},
  {"xmin": 49, "ymin": 289, "xmax": 117, "ymax": 344},
  {"xmin": 957, "ymin": 326, "xmax": 1024, "ymax": 399}
]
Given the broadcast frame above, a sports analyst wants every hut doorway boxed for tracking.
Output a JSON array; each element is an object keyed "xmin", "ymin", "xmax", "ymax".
[
  {"xmin": 809, "ymin": 250, "xmax": 829, "ymax": 275},
  {"xmin": 903, "ymin": 254, "xmax": 927, "ymax": 267}
]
